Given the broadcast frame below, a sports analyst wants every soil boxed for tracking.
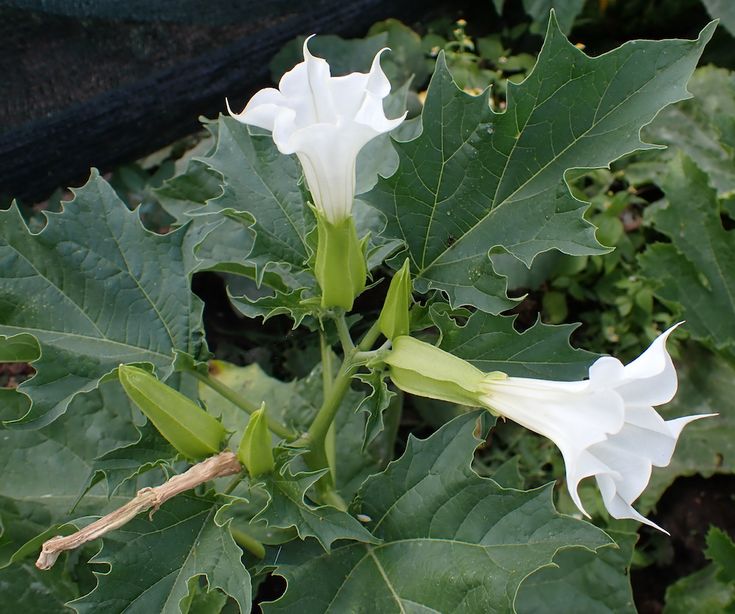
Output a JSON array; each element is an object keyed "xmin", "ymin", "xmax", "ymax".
[{"xmin": 633, "ymin": 474, "xmax": 735, "ymax": 613}]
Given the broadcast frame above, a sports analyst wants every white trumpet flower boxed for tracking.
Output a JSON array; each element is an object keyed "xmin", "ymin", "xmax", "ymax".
[
  {"xmin": 384, "ymin": 325, "xmax": 714, "ymax": 532},
  {"xmin": 227, "ymin": 37, "xmax": 405, "ymax": 224}
]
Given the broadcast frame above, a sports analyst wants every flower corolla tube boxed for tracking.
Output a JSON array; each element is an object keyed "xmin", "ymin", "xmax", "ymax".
[
  {"xmin": 384, "ymin": 325, "xmax": 714, "ymax": 533},
  {"xmin": 227, "ymin": 36, "xmax": 406, "ymax": 224}
]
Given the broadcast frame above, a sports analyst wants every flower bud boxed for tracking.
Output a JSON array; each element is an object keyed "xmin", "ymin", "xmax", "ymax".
[
  {"xmin": 383, "ymin": 336, "xmax": 489, "ymax": 407},
  {"xmin": 314, "ymin": 210, "xmax": 367, "ymax": 310},
  {"xmin": 378, "ymin": 259, "xmax": 412, "ymax": 340},
  {"xmin": 118, "ymin": 365, "xmax": 226, "ymax": 460},
  {"xmin": 237, "ymin": 404, "xmax": 275, "ymax": 478}
]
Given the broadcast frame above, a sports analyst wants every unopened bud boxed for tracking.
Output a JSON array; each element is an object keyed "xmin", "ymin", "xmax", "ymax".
[
  {"xmin": 378, "ymin": 259, "xmax": 412, "ymax": 340},
  {"xmin": 118, "ymin": 365, "xmax": 225, "ymax": 460},
  {"xmin": 237, "ymin": 404, "xmax": 275, "ymax": 478}
]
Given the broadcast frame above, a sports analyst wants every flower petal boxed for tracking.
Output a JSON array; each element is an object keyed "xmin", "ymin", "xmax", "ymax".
[
  {"xmin": 596, "ymin": 472, "xmax": 668, "ymax": 533},
  {"xmin": 289, "ymin": 122, "xmax": 378, "ymax": 222},
  {"xmin": 483, "ymin": 377, "xmax": 626, "ymax": 517},
  {"xmin": 227, "ymin": 88, "xmax": 286, "ymax": 132},
  {"xmin": 616, "ymin": 324, "xmax": 681, "ymax": 406},
  {"xmin": 225, "ymin": 35, "xmax": 405, "ymax": 221},
  {"xmin": 355, "ymin": 92, "xmax": 407, "ymax": 133}
]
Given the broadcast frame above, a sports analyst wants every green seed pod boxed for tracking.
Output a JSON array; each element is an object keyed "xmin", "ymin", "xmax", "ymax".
[
  {"xmin": 378, "ymin": 258, "xmax": 412, "ymax": 340},
  {"xmin": 118, "ymin": 365, "xmax": 225, "ymax": 459},
  {"xmin": 237, "ymin": 404, "xmax": 275, "ymax": 478},
  {"xmin": 314, "ymin": 211, "xmax": 367, "ymax": 310}
]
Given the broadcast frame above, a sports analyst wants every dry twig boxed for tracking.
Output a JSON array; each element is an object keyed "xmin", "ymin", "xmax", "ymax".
[{"xmin": 36, "ymin": 451, "xmax": 242, "ymax": 570}]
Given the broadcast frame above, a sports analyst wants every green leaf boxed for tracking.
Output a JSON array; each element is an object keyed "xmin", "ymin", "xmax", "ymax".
[
  {"xmin": 491, "ymin": 456, "xmax": 525, "ymax": 489},
  {"xmin": 0, "ymin": 379, "xmax": 141, "ymax": 567},
  {"xmin": 664, "ymin": 563, "xmax": 735, "ymax": 614},
  {"xmin": 198, "ymin": 361, "xmax": 389, "ymax": 500},
  {"xmin": 367, "ymin": 19, "xmax": 431, "ymax": 87},
  {"xmin": 0, "ymin": 172, "xmax": 205, "ymax": 427},
  {"xmin": 0, "ymin": 562, "xmax": 79, "ymax": 612},
  {"xmin": 640, "ymin": 154, "xmax": 735, "ymax": 356},
  {"xmin": 189, "ymin": 118, "xmax": 313, "ymax": 284},
  {"xmin": 70, "ymin": 495, "xmax": 251, "ymax": 614},
  {"xmin": 638, "ymin": 345, "xmax": 735, "ymax": 513},
  {"xmin": 523, "ymin": 1, "xmax": 586, "ymax": 34},
  {"xmin": 91, "ymin": 422, "xmax": 176, "ymax": 496},
  {"xmin": 155, "ymin": 124, "xmax": 268, "ymax": 281},
  {"xmin": 366, "ymin": 19, "xmax": 714, "ymax": 313},
  {"xmin": 263, "ymin": 412, "xmax": 610, "ymax": 613},
  {"xmin": 702, "ymin": 0, "xmax": 735, "ymax": 36},
  {"xmin": 354, "ymin": 368, "xmax": 397, "ymax": 450},
  {"xmin": 0, "ymin": 388, "xmax": 30, "ymax": 423},
  {"xmin": 180, "ymin": 577, "xmax": 228, "ymax": 614},
  {"xmin": 516, "ymin": 530, "xmax": 637, "ymax": 613},
  {"xmin": 0, "ymin": 333, "xmax": 39, "ymax": 363},
  {"xmin": 433, "ymin": 307, "xmax": 598, "ymax": 379},
  {"xmin": 706, "ymin": 526, "xmax": 735, "ymax": 584},
  {"xmin": 244, "ymin": 449, "xmax": 378, "ymax": 551},
  {"xmin": 155, "ymin": 142, "xmax": 222, "ymax": 227},
  {"xmin": 642, "ymin": 66, "xmax": 735, "ymax": 197},
  {"xmin": 228, "ymin": 287, "xmax": 315, "ymax": 328}
]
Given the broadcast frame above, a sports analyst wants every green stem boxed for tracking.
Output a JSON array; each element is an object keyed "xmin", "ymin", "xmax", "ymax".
[
  {"xmin": 307, "ymin": 361, "xmax": 356, "ymax": 452},
  {"xmin": 320, "ymin": 330, "xmax": 333, "ymax": 395},
  {"xmin": 335, "ymin": 313, "xmax": 355, "ymax": 354},
  {"xmin": 190, "ymin": 370, "xmax": 298, "ymax": 441},
  {"xmin": 358, "ymin": 319, "xmax": 383, "ymax": 351},
  {"xmin": 223, "ymin": 474, "xmax": 244, "ymax": 496},
  {"xmin": 306, "ymin": 318, "xmax": 382, "ymax": 455},
  {"xmin": 302, "ymin": 318, "xmax": 382, "ymax": 507},
  {"xmin": 230, "ymin": 527, "xmax": 266, "ymax": 559}
]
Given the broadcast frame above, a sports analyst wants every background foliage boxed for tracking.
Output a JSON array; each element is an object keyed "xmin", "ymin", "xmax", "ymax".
[{"xmin": 1, "ymin": 1, "xmax": 734, "ymax": 612}]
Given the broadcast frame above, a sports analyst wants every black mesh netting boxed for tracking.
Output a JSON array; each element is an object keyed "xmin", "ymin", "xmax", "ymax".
[{"xmin": 0, "ymin": 0, "xmax": 436, "ymax": 201}]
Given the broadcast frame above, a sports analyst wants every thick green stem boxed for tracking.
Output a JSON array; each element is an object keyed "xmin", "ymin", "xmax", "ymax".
[
  {"xmin": 302, "ymin": 317, "xmax": 383, "ymax": 507},
  {"xmin": 190, "ymin": 370, "xmax": 298, "ymax": 441},
  {"xmin": 307, "ymin": 362, "xmax": 356, "ymax": 451},
  {"xmin": 230, "ymin": 527, "xmax": 266, "ymax": 559},
  {"xmin": 306, "ymin": 318, "xmax": 383, "ymax": 457}
]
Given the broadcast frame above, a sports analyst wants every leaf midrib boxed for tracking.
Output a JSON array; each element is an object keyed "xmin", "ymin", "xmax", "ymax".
[
  {"xmin": 320, "ymin": 536, "xmax": 581, "ymax": 613},
  {"xmin": 0, "ymin": 325, "xmax": 172, "ymax": 363}
]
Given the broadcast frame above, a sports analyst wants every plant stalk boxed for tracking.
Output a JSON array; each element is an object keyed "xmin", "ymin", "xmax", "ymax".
[
  {"xmin": 190, "ymin": 370, "xmax": 298, "ymax": 441},
  {"xmin": 358, "ymin": 319, "xmax": 383, "ymax": 351},
  {"xmin": 301, "ymin": 317, "xmax": 384, "ymax": 506},
  {"xmin": 335, "ymin": 313, "xmax": 355, "ymax": 354},
  {"xmin": 319, "ymin": 329, "xmax": 333, "ymax": 395},
  {"xmin": 306, "ymin": 361, "xmax": 356, "ymax": 453}
]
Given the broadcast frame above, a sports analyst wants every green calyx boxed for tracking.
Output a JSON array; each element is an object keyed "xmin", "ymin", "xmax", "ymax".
[
  {"xmin": 237, "ymin": 404, "xmax": 275, "ymax": 478},
  {"xmin": 314, "ymin": 211, "xmax": 367, "ymax": 311},
  {"xmin": 383, "ymin": 336, "xmax": 490, "ymax": 408},
  {"xmin": 118, "ymin": 365, "xmax": 226, "ymax": 460},
  {"xmin": 378, "ymin": 258, "xmax": 412, "ymax": 340}
]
